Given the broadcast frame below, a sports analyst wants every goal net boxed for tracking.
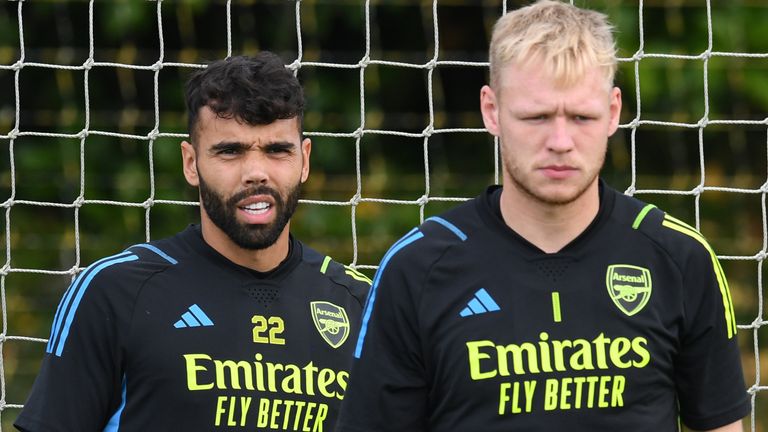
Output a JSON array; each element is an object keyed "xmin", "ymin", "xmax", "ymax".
[{"xmin": 0, "ymin": 0, "xmax": 765, "ymax": 430}]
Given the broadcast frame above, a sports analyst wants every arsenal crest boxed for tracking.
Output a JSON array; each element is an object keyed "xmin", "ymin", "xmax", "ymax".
[
  {"xmin": 605, "ymin": 265, "xmax": 652, "ymax": 316},
  {"xmin": 310, "ymin": 301, "xmax": 350, "ymax": 348}
]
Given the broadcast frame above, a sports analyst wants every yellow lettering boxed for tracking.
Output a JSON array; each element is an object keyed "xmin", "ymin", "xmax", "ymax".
[
  {"xmin": 270, "ymin": 399, "xmax": 282, "ymax": 429},
  {"xmin": 498, "ymin": 383, "xmax": 511, "ymax": 415},
  {"xmin": 544, "ymin": 379, "xmax": 558, "ymax": 410},
  {"xmin": 598, "ymin": 375, "xmax": 611, "ymax": 408},
  {"xmin": 551, "ymin": 339, "xmax": 571, "ymax": 371},
  {"xmin": 282, "ymin": 364, "xmax": 303, "ymax": 395},
  {"xmin": 313, "ymin": 404, "xmax": 328, "ymax": 432},
  {"xmin": 303, "ymin": 362, "xmax": 319, "ymax": 396},
  {"xmin": 214, "ymin": 396, "xmax": 251, "ymax": 426},
  {"xmin": 572, "ymin": 377, "xmax": 585, "ymax": 409},
  {"xmin": 585, "ymin": 376, "xmax": 598, "ymax": 408},
  {"xmin": 569, "ymin": 339, "xmax": 594, "ymax": 370},
  {"xmin": 497, "ymin": 342, "xmax": 540, "ymax": 375},
  {"xmin": 183, "ymin": 354, "xmax": 214, "ymax": 390},
  {"xmin": 317, "ymin": 368, "xmax": 335, "ymax": 398},
  {"xmin": 227, "ymin": 396, "xmax": 237, "ymax": 426},
  {"xmin": 282, "ymin": 400, "xmax": 295, "ymax": 430},
  {"xmin": 293, "ymin": 401, "xmax": 306, "ymax": 430},
  {"xmin": 609, "ymin": 338, "xmax": 632, "ymax": 368},
  {"xmin": 632, "ymin": 337, "xmax": 651, "ymax": 368},
  {"xmin": 511, "ymin": 382, "xmax": 522, "ymax": 414},
  {"xmin": 466, "ymin": 340, "xmax": 498, "ymax": 380},
  {"xmin": 214, "ymin": 360, "xmax": 255, "ymax": 390},
  {"xmin": 336, "ymin": 371, "xmax": 349, "ymax": 399},
  {"xmin": 559, "ymin": 377, "xmax": 572, "ymax": 409},
  {"xmin": 267, "ymin": 362, "xmax": 284, "ymax": 392},
  {"xmin": 524, "ymin": 380, "xmax": 536, "ymax": 412},
  {"xmin": 465, "ymin": 334, "xmax": 653, "ymax": 379},
  {"xmin": 538, "ymin": 332, "xmax": 553, "ymax": 372},
  {"xmin": 592, "ymin": 333, "xmax": 610, "ymax": 369},
  {"xmin": 302, "ymin": 403, "xmax": 316, "ymax": 432},
  {"xmin": 498, "ymin": 381, "xmax": 537, "ymax": 414},
  {"xmin": 253, "ymin": 353, "xmax": 266, "ymax": 391},
  {"xmin": 257, "ymin": 398, "xmax": 270, "ymax": 428},
  {"xmin": 215, "ymin": 396, "xmax": 226, "ymax": 426},
  {"xmin": 611, "ymin": 375, "xmax": 625, "ymax": 407},
  {"xmin": 240, "ymin": 397, "xmax": 251, "ymax": 426}
]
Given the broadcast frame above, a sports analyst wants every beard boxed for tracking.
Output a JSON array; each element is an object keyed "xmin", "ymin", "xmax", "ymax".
[
  {"xmin": 198, "ymin": 174, "xmax": 301, "ymax": 250},
  {"xmin": 503, "ymin": 149, "xmax": 605, "ymax": 206}
]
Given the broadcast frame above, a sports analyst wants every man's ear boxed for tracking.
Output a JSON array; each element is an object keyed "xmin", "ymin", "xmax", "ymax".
[
  {"xmin": 181, "ymin": 141, "xmax": 199, "ymax": 187},
  {"xmin": 300, "ymin": 137, "xmax": 311, "ymax": 184},
  {"xmin": 480, "ymin": 85, "xmax": 501, "ymax": 137},
  {"xmin": 607, "ymin": 86, "xmax": 622, "ymax": 137}
]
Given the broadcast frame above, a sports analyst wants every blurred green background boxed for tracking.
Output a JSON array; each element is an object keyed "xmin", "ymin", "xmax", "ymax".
[{"xmin": 0, "ymin": 0, "xmax": 766, "ymax": 430}]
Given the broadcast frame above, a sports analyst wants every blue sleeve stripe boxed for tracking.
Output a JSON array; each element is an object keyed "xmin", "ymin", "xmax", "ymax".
[
  {"xmin": 46, "ymin": 271, "xmax": 87, "ymax": 353},
  {"xmin": 359, "ymin": 227, "xmax": 419, "ymax": 315},
  {"xmin": 425, "ymin": 216, "xmax": 467, "ymax": 241},
  {"xmin": 47, "ymin": 251, "xmax": 134, "ymax": 354},
  {"xmin": 392, "ymin": 227, "xmax": 420, "ymax": 249},
  {"xmin": 354, "ymin": 230, "xmax": 424, "ymax": 359},
  {"xmin": 103, "ymin": 374, "xmax": 127, "ymax": 432},
  {"xmin": 54, "ymin": 254, "xmax": 139, "ymax": 357},
  {"xmin": 129, "ymin": 243, "xmax": 178, "ymax": 264}
]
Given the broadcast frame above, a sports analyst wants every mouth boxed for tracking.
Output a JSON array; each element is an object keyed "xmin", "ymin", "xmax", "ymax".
[
  {"xmin": 240, "ymin": 201, "xmax": 271, "ymax": 215},
  {"xmin": 542, "ymin": 164, "xmax": 574, "ymax": 171},
  {"xmin": 539, "ymin": 165, "xmax": 578, "ymax": 179},
  {"xmin": 234, "ymin": 193, "xmax": 277, "ymax": 223}
]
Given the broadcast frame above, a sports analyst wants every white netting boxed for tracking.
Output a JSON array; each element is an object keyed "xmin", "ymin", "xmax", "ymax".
[{"xmin": 0, "ymin": 0, "xmax": 765, "ymax": 430}]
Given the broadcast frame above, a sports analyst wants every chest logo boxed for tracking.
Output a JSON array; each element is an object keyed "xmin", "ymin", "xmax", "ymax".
[
  {"xmin": 310, "ymin": 301, "xmax": 350, "ymax": 349},
  {"xmin": 606, "ymin": 264, "xmax": 652, "ymax": 316}
]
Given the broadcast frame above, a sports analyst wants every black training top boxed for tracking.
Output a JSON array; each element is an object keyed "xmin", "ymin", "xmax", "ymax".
[
  {"xmin": 337, "ymin": 182, "xmax": 749, "ymax": 432},
  {"xmin": 16, "ymin": 225, "xmax": 370, "ymax": 432}
]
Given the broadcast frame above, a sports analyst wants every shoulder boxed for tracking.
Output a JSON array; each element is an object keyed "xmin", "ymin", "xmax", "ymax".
[
  {"xmin": 615, "ymin": 191, "xmax": 715, "ymax": 264},
  {"xmin": 77, "ymin": 236, "xmax": 182, "ymax": 302},
  {"xmin": 45, "ymin": 239, "xmax": 181, "ymax": 352},
  {"xmin": 299, "ymin": 242, "xmax": 371, "ymax": 305},
  {"xmin": 380, "ymin": 197, "xmax": 481, "ymax": 275},
  {"xmin": 610, "ymin": 190, "xmax": 727, "ymax": 307}
]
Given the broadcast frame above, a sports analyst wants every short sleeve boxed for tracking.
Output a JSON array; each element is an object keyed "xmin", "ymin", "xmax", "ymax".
[
  {"xmin": 15, "ymin": 259, "xmax": 131, "ymax": 432},
  {"xmin": 336, "ymin": 238, "xmax": 430, "ymax": 432},
  {"xmin": 674, "ymin": 243, "xmax": 750, "ymax": 430}
]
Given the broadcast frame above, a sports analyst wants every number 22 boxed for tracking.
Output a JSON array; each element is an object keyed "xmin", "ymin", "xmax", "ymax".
[{"xmin": 252, "ymin": 315, "xmax": 285, "ymax": 345}]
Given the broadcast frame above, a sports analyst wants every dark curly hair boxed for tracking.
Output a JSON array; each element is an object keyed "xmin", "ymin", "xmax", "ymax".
[{"xmin": 184, "ymin": 52, "xmax": 305, "ymax": 144}]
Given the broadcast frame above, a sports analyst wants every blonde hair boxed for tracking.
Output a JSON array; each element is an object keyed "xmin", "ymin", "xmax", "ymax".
[{"xmin": 489, "ymin": 0, "xmax": 617, "ymax": 89}]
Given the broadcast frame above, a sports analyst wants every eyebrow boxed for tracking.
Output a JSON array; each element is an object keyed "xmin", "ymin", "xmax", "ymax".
[
  {"xmin": 209, "ymin": 141, "xmax": 251, "ymax": 153},
  {"xmin": 263, "ymin": 141, "xmax": 296, "ymax": 151},
  {"xmin": 208, "ymin": 140, "xmax": 297, "ymax": 153},
  {"xmin": 514, "ymin": 104, "xmax": 603, "ymax": 117}
]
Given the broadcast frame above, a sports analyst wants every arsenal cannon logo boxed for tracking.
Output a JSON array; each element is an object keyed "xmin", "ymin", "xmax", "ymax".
[
  {"xmin": 310, "ymin": 301, "xmax": 350, "ymax": 348},
  {"xmin": 605, "ymin": 265, "xmax": 652, "ymax": 316}
]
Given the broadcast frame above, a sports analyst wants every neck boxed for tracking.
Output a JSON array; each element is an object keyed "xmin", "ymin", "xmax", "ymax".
[
  {"xmin": 199, "ymin": 217, "xmax": 291, "ymax": 272},
  {"xmin": 499, "ymin": 180, "xmax": 600, "ymax": 254}
]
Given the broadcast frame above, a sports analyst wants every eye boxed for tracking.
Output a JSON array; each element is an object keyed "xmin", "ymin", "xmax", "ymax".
[
  {"xmin": 267, "ymin": 147, "xmax": 290, "ymax": 154},
  {"xmin": 213, "ymin": 147, "xmax": 245, "ymax": 158},
  {"xmin": 264, "ymin": 143, "xmax": 295, "ymax": 156},
  {"xmin": 209, "ymin": 142, "xmax": 249, "ymax": 158}
]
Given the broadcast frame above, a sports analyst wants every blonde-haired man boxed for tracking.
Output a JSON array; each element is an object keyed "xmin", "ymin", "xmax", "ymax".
[{"xmin": 336, "ymin": 1, "xmax": 749, "ymax": 431}]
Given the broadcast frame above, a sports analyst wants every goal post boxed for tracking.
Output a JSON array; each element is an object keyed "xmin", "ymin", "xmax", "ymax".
[{"xmin": 0, "ymin": 0, "xmax": 765, "ymax": 430}]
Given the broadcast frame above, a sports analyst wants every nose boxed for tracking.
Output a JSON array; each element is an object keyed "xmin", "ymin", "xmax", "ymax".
[
  {"xmin": 241, "ymin": 153, "xmax": 269, "ymax": 186},
  {"xmin": 546, "ymin": 116, "xmax": 575, "ymax": 153}
]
